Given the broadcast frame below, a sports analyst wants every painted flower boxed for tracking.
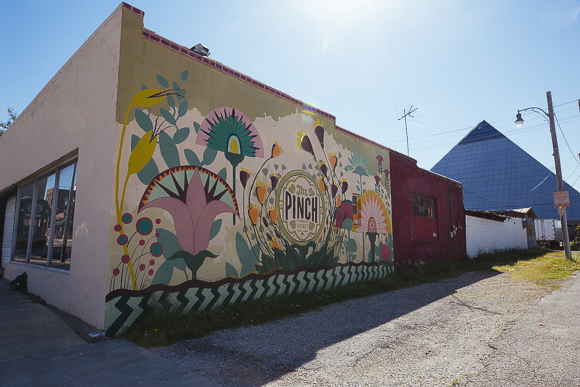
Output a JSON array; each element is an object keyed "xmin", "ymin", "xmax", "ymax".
[
  {"xmin": 318, "ymin": 161, "xmax": 327, "ymax": 177},
  {"xmin": 138, "ymin": 166, "xmax": 239, "ymax": 256},
  {"xmin": 256, "ymin": 182, "xmax": 267, "ymax": 204},
  {"xmin": 329, "ymin": 153, "xmax": 338, "ymax": 171},
  {"xmin": 380, "ymin": 243, "xmax": 391, "ymax": 261},
  {"xmin": 271, "ymin": 238, "xmax": 283, "ymax": 251},
  {"xmin": 331, "ymin": 183, "xmax": 338, "ymax": 198},
  {"xmin": 318, "ymin": 177, "xmax": 326, "ymax": 193},
  {"xmin": 269, "ymin": 207, "xmax": 278, "ymax": 225},
  {"xmin": 271, "ymin": 141, "xmax": 283, "ymax": 158},
  {"xmin": 346, "ymin": 152, "xmax": 371, "ymax": 177},
  {"xmin": 248, "ymin": 204, "xmax": 259, "ymax": 225},
  {"xmin": 336, "ymin": 195, "xmax": 342, "ymax": 207},
  {"xmin": 376, "ymin": 155, "xmax": 384, "ymax": 164},
  {"xmin": 354, "ymin": 190, "xmax": 391, "ymax": 234},
  {"xmin": 240, "ymin": 168, "xmax": 251, "ymax": 188},
  {"xmin": 313, "ymin": 119, "xmax": 324, "ymax": 146},
  {"xmin": 384, "ymin": 168, "xmax": 390, "ymax": 179},
  {"xmin": 266, "ymin": 232, "xmax": 273, "ymax": 240},
  {"xmin": 196, "ymin": 107, "xmax": 264, "ymax": 158},
  {"xmin": 297, "ymin": 131, "xmax": 314, "ymax": 155},
  {"xmin": 274, "ymin": 228, "xmax": 281, "ymax": 238},
  {"xmin": 341, "ymin": 179, "xmax": 349, "ymax": 195},
  {"xmin": 263, "ymin": 216, "xmax": 269, "ymax": 228},
  {"xmin": 270, "ymin": 173, "xmax": 280, "ymax": 190},
  {"xmin": 374, "ymin": 175, "xmax": 381, "ymax": 185}
]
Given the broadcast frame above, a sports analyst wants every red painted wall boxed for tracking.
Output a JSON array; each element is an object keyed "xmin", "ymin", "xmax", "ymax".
[{"xmin": 390, "ymin": 151, "xmax": 466, "ymax": 267}]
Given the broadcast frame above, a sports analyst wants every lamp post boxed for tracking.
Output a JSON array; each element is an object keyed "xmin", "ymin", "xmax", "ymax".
[{"xmin": 515, "ymin": 91, "xmax": 572, "ymax": 260}]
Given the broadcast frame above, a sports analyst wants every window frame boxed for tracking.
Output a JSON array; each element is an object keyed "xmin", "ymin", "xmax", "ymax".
[
  {"xmin": 411, "ymin": 193, "xmax": 438, "ymax": 219},
  {"xmin": 10, "ymin": 157, "xmax": 78, "ymax": 271}
]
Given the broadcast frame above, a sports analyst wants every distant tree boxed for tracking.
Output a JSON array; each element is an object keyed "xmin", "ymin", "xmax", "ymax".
[{"xmin": 0, "ymin": 107, "xmax": 18, "ymax": 136}]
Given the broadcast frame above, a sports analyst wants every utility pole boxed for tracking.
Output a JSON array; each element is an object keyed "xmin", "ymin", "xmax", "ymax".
[
  {"xmin": 547, "ymin": 91, "xmax": 572, "ymax": 260},
  {"xmin": 398, "ymin": 105, "xmax": 418, "ymax": 156}
]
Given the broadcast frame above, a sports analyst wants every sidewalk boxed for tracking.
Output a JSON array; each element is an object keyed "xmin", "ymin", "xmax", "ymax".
[{"xmin": 0, "ymin": 276, "xmax": 221, "ymax": 387}]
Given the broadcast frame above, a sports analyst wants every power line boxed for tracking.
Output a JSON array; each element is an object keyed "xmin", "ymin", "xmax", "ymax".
[{"xmin": 555, "ymin": 114, "xmax": 580, "ymax": 165}]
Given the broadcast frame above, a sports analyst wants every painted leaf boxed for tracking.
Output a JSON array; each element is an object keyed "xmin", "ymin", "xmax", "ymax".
[
  {"xmin": 159, "ymin": 131, "xmax": 180, "ymax": 169},
  {"xmin": 156, "ymin": 228, "xmax": 183, "ymax": 258},
  {"xmin": 131, "ymin": 134, "xmax": 140, "ymax": 151},
  {"xmin": 193, "ymin": 121, "xmax": 200, "ymax": 134},
  {"xmin": 160, "ymin": 108, "xmax": 176, "ymax": 126},
  {"xmin": 218, "ymin": 167, "xmax": 227, "ymax": 181},
  {"xmin": 180, "ymin": 70, "xmax": 188, "ymax": 81},
  {"xmin": 167, "ymin": 95, "xmax": 175, "ymax": 108},
  {"xmin": 346, "ymin": 238, "xmax": 358, "ymax": 252},
  {"xmin": 236, "ymin": 232, "xmax": 258, "ymax": 275},
  {"xmin": 165, "ymin": 249, "xmax": 218, "ymax": 279},
  {"xmin": 262, "ymin": 168, "xmax": 268, "ymax": 176},
  {"xmin": 130, "ymin": 88, "xmax": 166, "ymax": 108},
  {"xmin": 209, "ymin": 219, "xmax": 222, "ymax": 241},
  {"xmin": 345, "ymin": 165, "xmax": 354, "ymax": 171},
  {"xmin": 173, "ymin": 127, "xmax": 190, "ymax": 144},
  {"xmin": 173, "ymin": 81, "xmax": 180, "ymax": 90},
  {"xmin": 156, "ymin": 74, "xmax": 169, "ymax": 88},
  {"xmin": 142, "ymin": 84, "xmax": 148, "ymax": 90},
  {"xmin": 225, "ymin": 262, "xmax": 238, "ymax": 278},
  {"xmin": 184, "ymin": 149, "xmax": 201, "ymax": 166},
  {"xmin": 135, "ymin": 110, "xmax": 152, "ymax": 132},
  {"xmin": 151, "ymin": 259, "xmax": 186, "ymax": 285},
  {"xmin": 178, "ymin": 100, "xmax": 188, "ymax": 117},
  {"xmin": 137, "ymin": 158, "xmax": 159, "ymax": 185},
  {"xmin": 201, "ymin": 147, "xmax": 218, "ymax": 166},
  {"xmin": 127, "ymin": 131, "xmax": 157, "ymax": 176}
]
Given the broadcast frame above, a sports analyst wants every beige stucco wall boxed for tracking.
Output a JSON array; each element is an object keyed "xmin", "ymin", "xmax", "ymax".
[{"xmin": 0, "ymin": 6, "xmax": 124, "ymax": 329}]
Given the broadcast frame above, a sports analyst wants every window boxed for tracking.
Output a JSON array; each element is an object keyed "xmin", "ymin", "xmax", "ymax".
[
  {"xmin": 412, "ymin": 194, "xmax": 437, "ymax": 219},
  {"xmin": 12, "ymin": 160, "xmax": 77, "ymax": 271}
]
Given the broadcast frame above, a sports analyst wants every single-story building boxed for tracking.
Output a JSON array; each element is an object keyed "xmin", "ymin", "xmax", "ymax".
[{"xmin": 0, "ymin": 3, "xmax": 465, "ymax": 336}]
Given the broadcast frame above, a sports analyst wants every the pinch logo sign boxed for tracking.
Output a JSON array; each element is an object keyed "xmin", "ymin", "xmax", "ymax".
[{"xmin": 276, "ymin": 171, "xmax": 325, "ymax": 245}]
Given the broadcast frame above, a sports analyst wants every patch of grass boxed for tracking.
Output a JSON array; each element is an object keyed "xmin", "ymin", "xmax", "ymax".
[
  {"xmin": 493, "ymin": 250, "xmax": 580, "ymax": 290},
  {"xmin": 121, "ymin": 248, "xmax": 567, "ymax": 348}
]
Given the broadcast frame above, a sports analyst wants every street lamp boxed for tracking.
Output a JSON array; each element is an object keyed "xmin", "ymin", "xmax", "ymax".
[{"xmin": 515, "ymin": 91, "xmax": 572, "ymax": 260}]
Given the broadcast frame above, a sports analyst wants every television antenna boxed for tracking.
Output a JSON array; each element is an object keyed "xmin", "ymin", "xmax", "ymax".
[{"xmin": 398, "ymin": 105, "xmax": 418, "ymax": 156}]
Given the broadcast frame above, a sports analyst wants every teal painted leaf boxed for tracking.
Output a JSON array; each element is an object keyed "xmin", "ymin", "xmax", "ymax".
[
  {"xmin": 346, "ymin": 238, "xmax": 358, "ymax": 252},
  {"xmin": 218, "ymin": 167, "xmax": 227, "ymax": 181},
  {"xmin": 135, "ymin": 109, "xmax": 152, "ymax": 132},
  {"xmin": 282, "ymin": 165, "xmax": 287, "ymax": 170},
  {"xmin": 209, "ymin": 219, "xmax": 222, "ymax": 241},
  {"xmin": 262, "ymin": 168, "xmax": 268, "ymax": 176},
  {"xmin": 142, "ymin": 84, "xmax": 148, "ymax": 90},
  {"xmin": 178, "ymin": 100, "xmax": 188, "ymax": 117},
  {"xmin": 345, "ymin": 165, "xmax": 354, "ymax": 171},
  {"xmin": 156, "ymin": 228, "xmax": 183, "ymax": 258},
  {"xmin": 201, "ymin": 147, "xmax": 218, "ymax": 166},
  {"xmin": 193, "ymin": 121, "xmax": 200, "ymax": 133},
  {"xmin": 159, "ymin": 131, "xmax": 180, "ymax": 168},
  {"xmin": 167, "ymin": 95, "xmax": 175, "ymax": 108},
  {"xmin": 137, "ymin": 158, "xmax": 159, "ymax": 185},
  {"xmin": 172, "ymin": 80, "xmax": 180, "ymax": 90},
  {"xmin": 184, "ymin": 149, "xmax": 201, "ymax": 166},
  {"xmin": 180, "ymin": 70, "xmax": 188, "ymax": 81},
  {"xmin": 274, "ymin": 164, "xmax": 278, "ymax": 170},
  {"xmin": 165, "ymin": 249, "xmax": 217, "ymax": 279},
  {"xmin": 236, "ymin": 232, "xmax": 258, "ymax": 275},
  {"xmin": 131, "ymin": 134, "xmax": 140, "ymax": 151},
  {"xmin": 151, "ymin": 260, "xmax": 180, "ymax": 285},
  {"xmin": 173, "ymin": 127, "xmax": 190, "ymax": 144},
  {"xmin": 225, "ymin": 262, "xmax": 238, "ymax": 278},
  {"xmin": 160, "ymin": 108, "xmax": 176, "ymax": 126},
  {"xmin": 156, "ymin": 74, "xmax": 169, "ymax": 88}
]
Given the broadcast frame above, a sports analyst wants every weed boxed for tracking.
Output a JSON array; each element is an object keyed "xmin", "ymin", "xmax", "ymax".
[{"xmin": 122, "ymin": 248, "xmax": 572, "ymax": 348}]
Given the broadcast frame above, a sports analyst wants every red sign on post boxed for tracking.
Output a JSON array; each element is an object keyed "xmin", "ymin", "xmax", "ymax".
[
  {"xmin": 558, "ymin": 207, "xmax": 566, "ymax": 216},
  {"xmin": 553, "ymin": 191, "xmax": 570, "ymax": 207}
]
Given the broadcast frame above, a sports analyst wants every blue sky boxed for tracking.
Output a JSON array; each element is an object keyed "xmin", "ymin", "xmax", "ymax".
[{"xmin": 2, "ymin": 0, "xmax": 579, "ymax": 192}]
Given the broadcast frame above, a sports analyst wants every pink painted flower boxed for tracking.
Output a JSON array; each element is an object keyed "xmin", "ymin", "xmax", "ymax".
[
  {"xmin": 380, "ymin": 244, "xmax": 391, "ymax": 261},
  {"xmin": 376, "ymin": 155, "xmax": 384, "ymax": 164}
]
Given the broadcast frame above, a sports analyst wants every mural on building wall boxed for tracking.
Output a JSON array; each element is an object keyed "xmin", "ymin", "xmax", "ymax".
[{"xmin": 105, "ymin": 70, "xmax": 393, "ymax": 336}]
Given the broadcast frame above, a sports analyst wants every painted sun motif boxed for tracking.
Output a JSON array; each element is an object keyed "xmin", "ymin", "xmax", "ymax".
[{"xmin": 355, "ymin": 190, "xmax": 390, "ymax": 234}]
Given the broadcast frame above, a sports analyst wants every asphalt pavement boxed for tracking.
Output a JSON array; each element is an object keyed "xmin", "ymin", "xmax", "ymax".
[{"xmin": 0, "ymin": 275, "xmax": 220, "ymax": 387}]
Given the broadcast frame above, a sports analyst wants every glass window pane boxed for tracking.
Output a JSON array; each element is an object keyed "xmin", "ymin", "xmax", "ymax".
[
  {"xmin": 29, "ymin": 173, "xmax": 56, "ymax": 267},
  {"xmin": 14, "ymin": 182, "xmax": 35, "ymax": 262},
  {"xmin": 50, "ymin": 162, "xmax": 77, "ymax": 270}
]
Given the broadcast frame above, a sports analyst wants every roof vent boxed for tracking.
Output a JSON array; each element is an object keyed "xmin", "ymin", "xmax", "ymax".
[{"xmin": 191, "ymin": 43, "xmax": 210, "ymax": 57}]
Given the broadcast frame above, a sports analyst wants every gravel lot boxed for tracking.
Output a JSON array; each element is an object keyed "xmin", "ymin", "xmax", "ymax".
[{"xmin": 154, "ymin": 269, "xmax": 578, "ymax": 386}]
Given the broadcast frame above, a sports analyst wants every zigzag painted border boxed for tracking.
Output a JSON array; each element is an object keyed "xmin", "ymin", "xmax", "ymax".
[{"xmin": 104, "ymin": 262, "xmax": 394, "ymax": 337}]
